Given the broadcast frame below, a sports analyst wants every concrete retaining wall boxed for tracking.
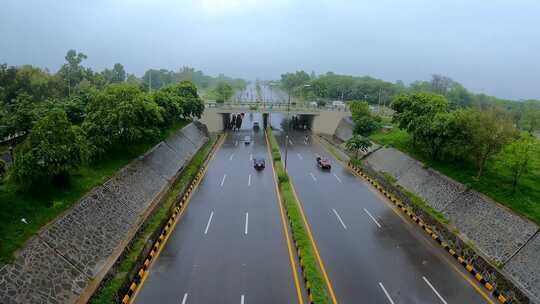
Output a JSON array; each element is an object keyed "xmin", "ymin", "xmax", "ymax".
[
  {"xmin": 0, "ymin": 123, "xmax": 208, "ymax": 304},
  {"xmin": 333, "ymin": 117, "xmax": 354, "ymax": 143},
  {"xmin": 364, "ymin": 147, "xmax": 540, "ymax": 302}
]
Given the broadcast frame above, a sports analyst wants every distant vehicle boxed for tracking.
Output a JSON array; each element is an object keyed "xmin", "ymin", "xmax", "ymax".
[
  {"xmin": 253, "ymin": 157, "xmax": 265, "ymax": 170},
  {"xmin": 253, "ymin": 122, "xmax": 260, "ymax": 131},
  {"xmin": 316, "ymin": 156, "xmax": 331, "ymax": 170},
  {"xmin": 244, "ymin": 135, "xmax": 251, "ymax": 144},
  {"xmin": 309, "ymin": 101, "xmax": 318, "ymax": 108}
]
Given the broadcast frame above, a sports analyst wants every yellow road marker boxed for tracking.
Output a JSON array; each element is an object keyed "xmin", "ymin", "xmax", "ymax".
[{"xmin": 128, "ymin": 134, "xmax": 225, "ymax": 303}]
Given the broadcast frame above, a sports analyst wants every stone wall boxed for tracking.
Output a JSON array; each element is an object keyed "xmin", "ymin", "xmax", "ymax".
[
  {"xmin": 0, "ymin": 123, "xmax": 208, "ymax": 304},
  {"xmin": 364, "ymin": 147, "xmax": 540, "ymax": 302},
  {"xmin": 334, "ymin": 117, "xmax": 354, "ymax": 143}
]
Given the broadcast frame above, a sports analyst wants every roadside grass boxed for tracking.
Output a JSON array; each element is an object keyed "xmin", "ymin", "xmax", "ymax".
[
  {"xmin": 369, "ymin": 127, "xmax": 540, "ymax": 225},
  {"xmin": 90, "ymin": 134, "xmax": 217, "ymax": 304},
  {"xmin": 0, "ymin": 120, "xmax": 189, "ymax": 265},
  {"xmin": 267, "ymin": 128, "xmax": 331, "ymax": 304}
]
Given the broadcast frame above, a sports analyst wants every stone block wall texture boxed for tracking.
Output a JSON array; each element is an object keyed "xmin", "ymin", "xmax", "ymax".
[
  {"xmin": 364, "ymin": 147, "xmax": 539, "ymax": 302},
  {"xmin": 0, "ymin": 123, "xmax": 208, "ymax": 304},
  {"xmin": 334, "ymin": 117, "xmax": 354, "ymax": 143},
  {"xmin": 504, "ymin": 232, "xmax": 540, "ymax": 301}
]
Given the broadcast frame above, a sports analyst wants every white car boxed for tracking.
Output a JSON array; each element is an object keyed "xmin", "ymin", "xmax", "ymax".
[{"xmin": 244, "ymin": 136, "xmax": 251, "ymax": 144}]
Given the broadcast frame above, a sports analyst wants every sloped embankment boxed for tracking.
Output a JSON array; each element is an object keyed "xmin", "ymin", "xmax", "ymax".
[{"xmin": 0, "ymin": 123, "xmax": 208, "ymax": 304}]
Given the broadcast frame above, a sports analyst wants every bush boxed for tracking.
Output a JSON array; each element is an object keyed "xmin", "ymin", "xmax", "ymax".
[
  {"xmin": 277, "ymin": 170, "xmax": 289, "ymax": 183},
  {"xmin": 0, "ymin": 159, "xmax": 5, "ymax": 179}
]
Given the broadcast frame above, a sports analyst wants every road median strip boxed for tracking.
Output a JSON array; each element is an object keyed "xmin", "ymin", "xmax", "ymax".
[
  {"xmin": 347, "ymin": 160, "xmax": 508, "ymax": 304},
  {"xmin": 266, "ymin": 129, "xmax": 334, "ymax": 304}
]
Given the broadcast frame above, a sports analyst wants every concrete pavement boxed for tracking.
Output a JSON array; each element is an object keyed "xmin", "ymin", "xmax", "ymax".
[
  {"xmin": 134, "ymin": 115, "xmax": 301, "ymax": 304},
  {"xmin": 275, "ymin": 130, "xmax": 495, "ymax": 304}
]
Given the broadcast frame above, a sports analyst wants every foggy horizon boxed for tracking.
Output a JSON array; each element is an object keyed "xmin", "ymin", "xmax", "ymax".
[{"xmin": 1, "ymin": 0, "xmax": 539, "ymax": 100}]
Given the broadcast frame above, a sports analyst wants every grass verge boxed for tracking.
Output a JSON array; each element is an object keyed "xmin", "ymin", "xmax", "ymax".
[
  {"xmin": 369, "ymin": 127, "xmax": 540, "ymax": 225},
  {"xmin": 0, "ymin": 120, "xmax": 189, "ymax": 265},
  {"xmin": 89, "ymin": 134, "xmax": 218, "ymax": 304},
  {"xmin": 267, "ymin": 129, "xmax": 331, "ymax": 304}
]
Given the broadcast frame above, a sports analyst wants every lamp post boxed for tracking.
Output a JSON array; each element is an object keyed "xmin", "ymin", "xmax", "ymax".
[
  {"xmin": 284, "ymin": 88, "xmax": 291, "ymax": 170},
  {"xmin": 284, "ymin": 84, "xmax": 310, "ymax": 170}
]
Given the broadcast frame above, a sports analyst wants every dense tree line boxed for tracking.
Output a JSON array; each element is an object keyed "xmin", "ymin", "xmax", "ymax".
[
  {"xmin": 0, "ymin": 50, "xmax": 205, "ymax": 188},
  {"xmin": 369, "ymin": 92, "xmax": 538, "ymax": 190},
  {"xmin": 280, "ymin": 71, "xmax": 540, "ymax": 134},
  {"xmin": 142, "ymin": 66, "xmax": 246, "ymax": 96}
]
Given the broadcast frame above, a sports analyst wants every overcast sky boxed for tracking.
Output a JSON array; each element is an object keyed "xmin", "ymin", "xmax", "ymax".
[{"xmin": 1, "ymin": 0, "xmax": 539, "ymax": 100}]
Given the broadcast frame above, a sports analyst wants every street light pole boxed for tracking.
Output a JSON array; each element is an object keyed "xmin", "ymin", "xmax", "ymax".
[{"xmin": 284, "ymin": 89, "xmax": 291, "ymax": 170}]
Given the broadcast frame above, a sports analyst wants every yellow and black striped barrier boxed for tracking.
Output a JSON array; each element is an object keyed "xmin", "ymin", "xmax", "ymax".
[
  {"xmin": 121, "ymin": 134, "xmax": 225, "ymax": 304},
  {"xmin": 347, "ymin": 162, "xmax": 509, "ymax": 304},
  {"xmin": 121, "ymin": 170, "xmax": 205, "ymax": 304}
]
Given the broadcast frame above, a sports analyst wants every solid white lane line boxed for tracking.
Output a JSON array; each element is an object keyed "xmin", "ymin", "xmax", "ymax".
[
  {"xmin": 363, "ymin": 208, "xmax": 382, "ymax": 228},
  {"xmin": 241, "ymin": 294, "xmax": 245, "ymax": 304},
  {"xmin": 378, "ymin": 283, "xmax": 395, "ymax": 304},
  {"xmin": 423, "ymin": 276, "xmax": 448, "ymax": 304},
  {"xmin": 235, "ymin": 140, "xmax": 238, "ymax": 146},
  {"xmin": 250, "ymin": 153, "xmax": 253, "ymax": 161},
  {"xmin": 332, "ymin": 208, "xmax": 347, "ymax": 230},
  {"xmin": 248, "ymin": 174, "xmax": 252, "ymax": 186},
  {"xmin": 297, "ymin": 153, "xmax": 303, "ymax": 160},
  {"xmin": 229, "ymin": 153, "xmax": 235, "ymax": 160},
  {"xmin": 333, "ymin": 173, "xmax": 342, "ymax": 183},
  {"xmin": 220, "ymin": 174, "xmax": 227, "ymax": 187},
  {"xmin": 181, "ymin": 293, "xmax": 188, "ymax": 304},
  {"xmin": 245, "ymin": 213, "xmax": 249, "ymax": 235},
  {"xmin": 309, "ymin": 172, "xmax": 317, "ymax": 182},
  {"xmin": 204, "ymin": 211, "xmax": 214, "ymax": 234}
]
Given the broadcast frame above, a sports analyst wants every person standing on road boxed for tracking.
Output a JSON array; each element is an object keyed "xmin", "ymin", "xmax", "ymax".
[
  {"xmin": 231, "ymin": 114, "xmax": 237, "ymax": 131},
  {"xmin": 236, "ymin": 114, "xmax": 242, "ymax": 130}
]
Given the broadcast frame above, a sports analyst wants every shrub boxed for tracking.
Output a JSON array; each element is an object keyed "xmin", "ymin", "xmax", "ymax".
[{"xmin": 0, "ymin": 159, "xmax": 6, "ymax": 179}]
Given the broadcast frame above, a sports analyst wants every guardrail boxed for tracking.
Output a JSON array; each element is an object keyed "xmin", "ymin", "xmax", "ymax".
[{"xmin": 205, "ymin": 102, "xmax": 350, "ymax": 113}]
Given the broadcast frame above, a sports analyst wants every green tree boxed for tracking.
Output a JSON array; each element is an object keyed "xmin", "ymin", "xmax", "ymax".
[
  {"xmin": 391, "ymin": 92, "xmax": 449, "ymax": 144},
  {"xmin": 519, "ymin": 101, "xmax": 540, "ymax": 133},
  {"xmin": 153, "ymin": 85, "xmax": 184, "ymax": 125},
  {"xmin": 349, "ymin": 101, "xmax": 381, "ymax": 136},
  {"xmin": 497, "ymin": 134, "xmax": 539, "ymax": 191},
  {"xmin": 214, "ymin": 81, "xmax": 233, "ymax": 103},
  {"xmin": 164, "ymin": 81, "xmax": 204, "ymax": 119},
  {"xmin": 345, "ymin": 135, "xmax": 372, "ymax": 159},
  {"xmin": 280, "ymin": 71, "xmax": 310, "ymax": 100},
  {"xmin": 461, "ymin": 108, "xmax": 518, "ymax": 178},
  {"xmin": 83, "ymin": 84, "xmax": 163, "ymax": 156},
  {"xmin": 5, "ymin": 93, "xmax": 36, "ymax": 135},
  {"xmin": 57, "ymin": 50, "xmax": 89, "ymax": 96},
  {"xmin": 11, "ymin": 111, "xmax": 88, "ymax": 188},
  {"xmin": 415, "ymin": 111, "xmax": 468, "ymax": 159},
  {"xmin": 111, "ymin": 63, "xmax": 126, "ymax": 83}
]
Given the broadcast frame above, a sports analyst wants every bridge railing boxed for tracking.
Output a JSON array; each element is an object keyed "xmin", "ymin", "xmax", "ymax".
[{"xmin": 205, "ymin": 101, "xmax": 350, "ymax": 112}]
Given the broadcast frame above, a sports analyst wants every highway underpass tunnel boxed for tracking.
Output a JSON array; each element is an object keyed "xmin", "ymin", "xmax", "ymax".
[{"xmin": 271, "ymin": 113, "xmax": 315, "ymax": 131}]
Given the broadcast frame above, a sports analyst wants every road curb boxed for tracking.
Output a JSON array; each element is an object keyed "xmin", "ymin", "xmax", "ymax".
[
  {"xmin": 347, "ymin": 161, "xmax": 509, "ymax": 304},
  {"xmin": 121, "ymin": 134, "xmax": 224, "ymax": 304}
]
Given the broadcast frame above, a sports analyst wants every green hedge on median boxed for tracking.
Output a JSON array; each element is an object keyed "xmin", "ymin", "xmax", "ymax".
[{"xmin": 267, "ymin": 129, "xmax": 331, "ymax": 304}]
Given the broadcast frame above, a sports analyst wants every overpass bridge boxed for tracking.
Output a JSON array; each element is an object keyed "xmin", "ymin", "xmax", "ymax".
[{"xmin": 200, "ymin": 102, "xmax": 351, "ymax": 135}]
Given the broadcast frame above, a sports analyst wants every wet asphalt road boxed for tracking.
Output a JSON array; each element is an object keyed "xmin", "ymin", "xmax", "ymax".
[
  {"xmin": 275, "ymin": 130, "xmax": 493, "ymax": 304},
  {"xmin": 135, "ymin": 114, "xmax": 300, "ymax": 304}
]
